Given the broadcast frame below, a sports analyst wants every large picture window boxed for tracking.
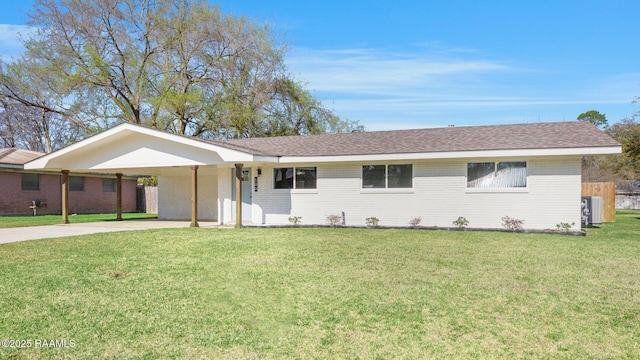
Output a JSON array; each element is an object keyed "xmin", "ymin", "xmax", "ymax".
[
  {"xmin": 274, "ymin": 167, "xmax": 317, "ymax": 189},
  {"xmin": 467, "ymin": 161, "xmax": 527, "ymax": 188},
  {"xmin": 362, "ymin": 164, "xmax": 412, "ymax": 189},
  {"xmin": 21, "ymin": 173, "xmax": 40, "ymax": 191}
]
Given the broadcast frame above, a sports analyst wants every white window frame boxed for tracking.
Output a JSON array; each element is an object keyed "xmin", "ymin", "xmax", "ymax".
[
  {"xmin": 273, "ymin": 166, "xmax": 317, "ymax": 190},
  {"xmin": 465, "ymin": 161, "xmax": 528, "ymax": 192},
  {"xmin": 361, "ymin": 164, "xmax": 413, "ymax": 191}
]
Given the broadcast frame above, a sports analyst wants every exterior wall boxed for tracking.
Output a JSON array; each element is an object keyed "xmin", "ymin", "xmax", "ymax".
[
  {"xmin": 218, "ymin": 167, "xmax": 233, "ymax": 225},
  {"xmin": 455, "ymin": 157, "xmax": 582, "ymax": 230},
  {"xmin": 244, "ymin": 156, "xmax": 582, "ymax": 231},
  {"xmin": 0, "ymin": 170, "xmax": 137, "ymax": 216},
  {"xmin": 0, "ymin": 171, "xmax": 62, "ymax": 216},
  {"xmin": 68, "ymin": 176, "xmax": 137, "ymax": 214},
  {"xmin": 157, "ymin": 166, "xmax": 218, "ymax": 220},
  {"xmin": 616, "ymin": 194, "xmax": 640, "ymax": 210}
]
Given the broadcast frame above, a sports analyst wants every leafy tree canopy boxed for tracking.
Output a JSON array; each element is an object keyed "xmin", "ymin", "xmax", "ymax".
[
  {"xmin": 577, "ymin": 110, "xmax": 608, "ymax": 129},
  {"xmin": 0, "ymin": 0, "xmax": 362, "ymax": 151},
  {"xmin": 604, "ymin": 117, "xmax": 640, "ymax": 179}
]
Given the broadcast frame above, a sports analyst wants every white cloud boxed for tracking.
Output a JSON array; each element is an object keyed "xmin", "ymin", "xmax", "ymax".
[
  {"xmin": 0, "ymin": 24, "xmax": 35, "ymax": 59},
  {"xmin": 287, "ymin": 48, "xmax": 510, "ymax": 96},
  {"xmin": 285, "ymin": 47, "xmax": 640, "ymax": 128}
]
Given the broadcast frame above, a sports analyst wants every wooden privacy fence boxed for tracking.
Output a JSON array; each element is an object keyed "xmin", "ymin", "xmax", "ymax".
[{"xmin": 581, "ymin": 182, "xmax": 616, "ymax": 222}]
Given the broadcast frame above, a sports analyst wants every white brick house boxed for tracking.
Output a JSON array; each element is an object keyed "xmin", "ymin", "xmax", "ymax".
[{"xmin": 26, "ymin": 121, "xmax": 621, "ymax": 231}]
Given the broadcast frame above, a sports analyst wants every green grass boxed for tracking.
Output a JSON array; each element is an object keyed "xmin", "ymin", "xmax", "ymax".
[
  {"xmin": 0, "ymin": 213, "xmax": 157, "ymax": 228},
  {"xmin": 1, "ymin": 212, "xmax": 639, "ymax": 359}
]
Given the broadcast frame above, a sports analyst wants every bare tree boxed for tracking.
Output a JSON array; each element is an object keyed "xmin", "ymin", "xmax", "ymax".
[
  {"xmin": 23, "ymin": 0, "xmax": 164, "ymax": 125},
  {"xmin": 0, "ymin": 58, "xmax": 87, "ymax": 152},
  {"xmin": 1, "ymin": 0, "xmax": 362, "ymax": 148},
  {"xmin": 147, "ymin": 1, "xmax": 287, "ymax": 136}
]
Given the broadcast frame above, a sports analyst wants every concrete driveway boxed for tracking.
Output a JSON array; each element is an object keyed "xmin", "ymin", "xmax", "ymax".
[{"xmin": 0, "ymin": 220, "xmax": 219, "ymax": 244}]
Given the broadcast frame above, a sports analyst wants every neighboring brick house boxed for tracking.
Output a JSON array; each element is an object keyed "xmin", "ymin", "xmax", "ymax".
[{"xmin": 0, "ymin": 148, "xmax": 137, "ymax": 216}]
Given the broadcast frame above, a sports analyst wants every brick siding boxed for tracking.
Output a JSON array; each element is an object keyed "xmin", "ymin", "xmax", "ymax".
[{"xmin": 0, "ymin": 170, "xmax": 137, "ymax": 216}]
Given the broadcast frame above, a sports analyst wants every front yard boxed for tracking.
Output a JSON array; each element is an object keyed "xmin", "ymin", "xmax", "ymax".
[{"xmin": 1, "ymin": 211, "xmax": 638, "ymax": 358}]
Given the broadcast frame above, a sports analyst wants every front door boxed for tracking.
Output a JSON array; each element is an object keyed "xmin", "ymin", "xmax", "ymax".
[{"xmin": 231, "ymin": 168, "xmax": 252, "ymax": 222}]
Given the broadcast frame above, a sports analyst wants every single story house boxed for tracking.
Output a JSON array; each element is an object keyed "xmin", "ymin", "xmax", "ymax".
[
  {"xmin": 25, "ymin": 121, "xmax": 621, "ymax": 230},
  {"xmin": 1, "ymin": 147, "xmax": 138, "ymax": 216}
]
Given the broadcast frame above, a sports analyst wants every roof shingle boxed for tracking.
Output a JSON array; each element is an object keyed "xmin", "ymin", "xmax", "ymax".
[
  {"xmin": 0, "ymin": 148, "xmax": 44, "ymax": 165},
  {"xmin": 213, "ymin": 121, "xmax": 619, "ymax": 157}
]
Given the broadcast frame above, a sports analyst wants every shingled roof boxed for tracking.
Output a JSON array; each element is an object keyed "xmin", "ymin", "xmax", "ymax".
[
  {"xmin": 212, "ymin": 121, "xmax": 620, "ymax": 157},
  {"xmin": 0, "ymin": 148, "xmax": 44, "ymax": 166}
]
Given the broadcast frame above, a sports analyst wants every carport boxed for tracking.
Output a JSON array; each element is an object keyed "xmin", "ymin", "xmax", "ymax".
[{"xmin": 25, "ymin": 123, "xmax": 264, "ymax": 228}]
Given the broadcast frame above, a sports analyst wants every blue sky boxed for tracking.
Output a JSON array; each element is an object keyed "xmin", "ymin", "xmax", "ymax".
[{"xmin": 1, "ymin": 0, "xmax": 639, "ymax": 130}]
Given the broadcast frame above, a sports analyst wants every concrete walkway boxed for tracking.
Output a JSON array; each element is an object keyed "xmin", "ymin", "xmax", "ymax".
[{"xmin": 0, "ymin": 220, "xmax": 219, "ymax": 244}]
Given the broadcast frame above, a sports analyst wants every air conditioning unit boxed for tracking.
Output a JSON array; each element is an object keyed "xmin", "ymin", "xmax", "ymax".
[
  {"xmin": 591, "ymin": 196, "xmax": 603, "ymax": 224},
  {"xmin": 581, "ymin": 196, "xmax": 603, "ymax": 225}
]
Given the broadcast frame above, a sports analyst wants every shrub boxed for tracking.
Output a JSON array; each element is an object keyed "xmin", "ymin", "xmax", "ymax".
[
  {"xmin": 365, "ymin": 217, "xmax": 380, "ymax": 228},
  {"xmin": 502, "ymin": 216, "xmax": 524, "ymax": 231},
  {"xmin": 408, "ymin": 217, "xmax": 422, "ymax": 228},
  {"xmin": 288, "ymin": 216, "xmax": 302, "ymax": 225},
  {"xmin": 138, "ymin": 176, "xmax": 158, "ymax": 187},
  {"xmin": 326, "ymin": 214, "xmax": 342, "ymax": 227},
  {"xmin": 452, "ymin": 216, "xmax": 469, "ymax": 228},
  {"xmin": 555, "ymin": 222, "xmax": 575, "ymax": 233}
]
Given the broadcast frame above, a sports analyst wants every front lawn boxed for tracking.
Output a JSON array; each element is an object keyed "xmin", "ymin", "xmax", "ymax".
[
  {"xmin": 1, "ymin": 212, "xmax": 638, "ymax": 358},
  {"xmin": 0, "ymin": 212, "xmax": 157, "ymax": 228}
]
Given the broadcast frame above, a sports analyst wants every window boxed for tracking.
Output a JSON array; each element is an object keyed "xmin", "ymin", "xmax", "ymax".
[
  {"xmin": 103, "ymin": 178, "xmax": 116, "ymax": 193},
  {"xmin": 388, "ymin": 164, "xmax": 413, "ymax": 188},
  {"xmin": 362, "ymin": 165, "xmax": 385, "ymax": 188},
  {"xmin": 21, "ymin": 173, "xmax": 40, "ymax": 191},
  {"xmin": 274, "ymin": 167, "xmax": 317, "ymax": 189},
  {"xmin": 70, "ymin": 176, "xmax": 85, "ymax": 192},
  {"xmin": 362, "ymin": 164, "xmax": 412, "ymax": 189},
  {"xmin": 467, "ymin": 161, "xmax": 527, "ymax": 188}
]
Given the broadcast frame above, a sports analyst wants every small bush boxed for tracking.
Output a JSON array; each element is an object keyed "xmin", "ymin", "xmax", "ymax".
[
  {"xmin": 502, "ymin": 216, "xmax": 524, "ymax": 231},
  {"xmin": 452, "ymin": 216, "xmax": 469, "ymax": 228},
  {"xmin": 326, "ymin": 214, "xmax": 342, "ymax": 227},
  {"xmin": 555, "ymin": 222, "xmax": 575, "ymax": 233},
  {"xmin": 408, "ymin": 217, "xmax": 422, "ymax": 228},
  {"xmin": 138, "ymin": 175, "xmax": 158, "ymax": 187},
  {"xmin": 288, "ymin": 216, "xmax": 302, "ymax": 225},
  {"xmin": 365, "ymin": 217, "xmax": 380, "ymax": 228}
]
